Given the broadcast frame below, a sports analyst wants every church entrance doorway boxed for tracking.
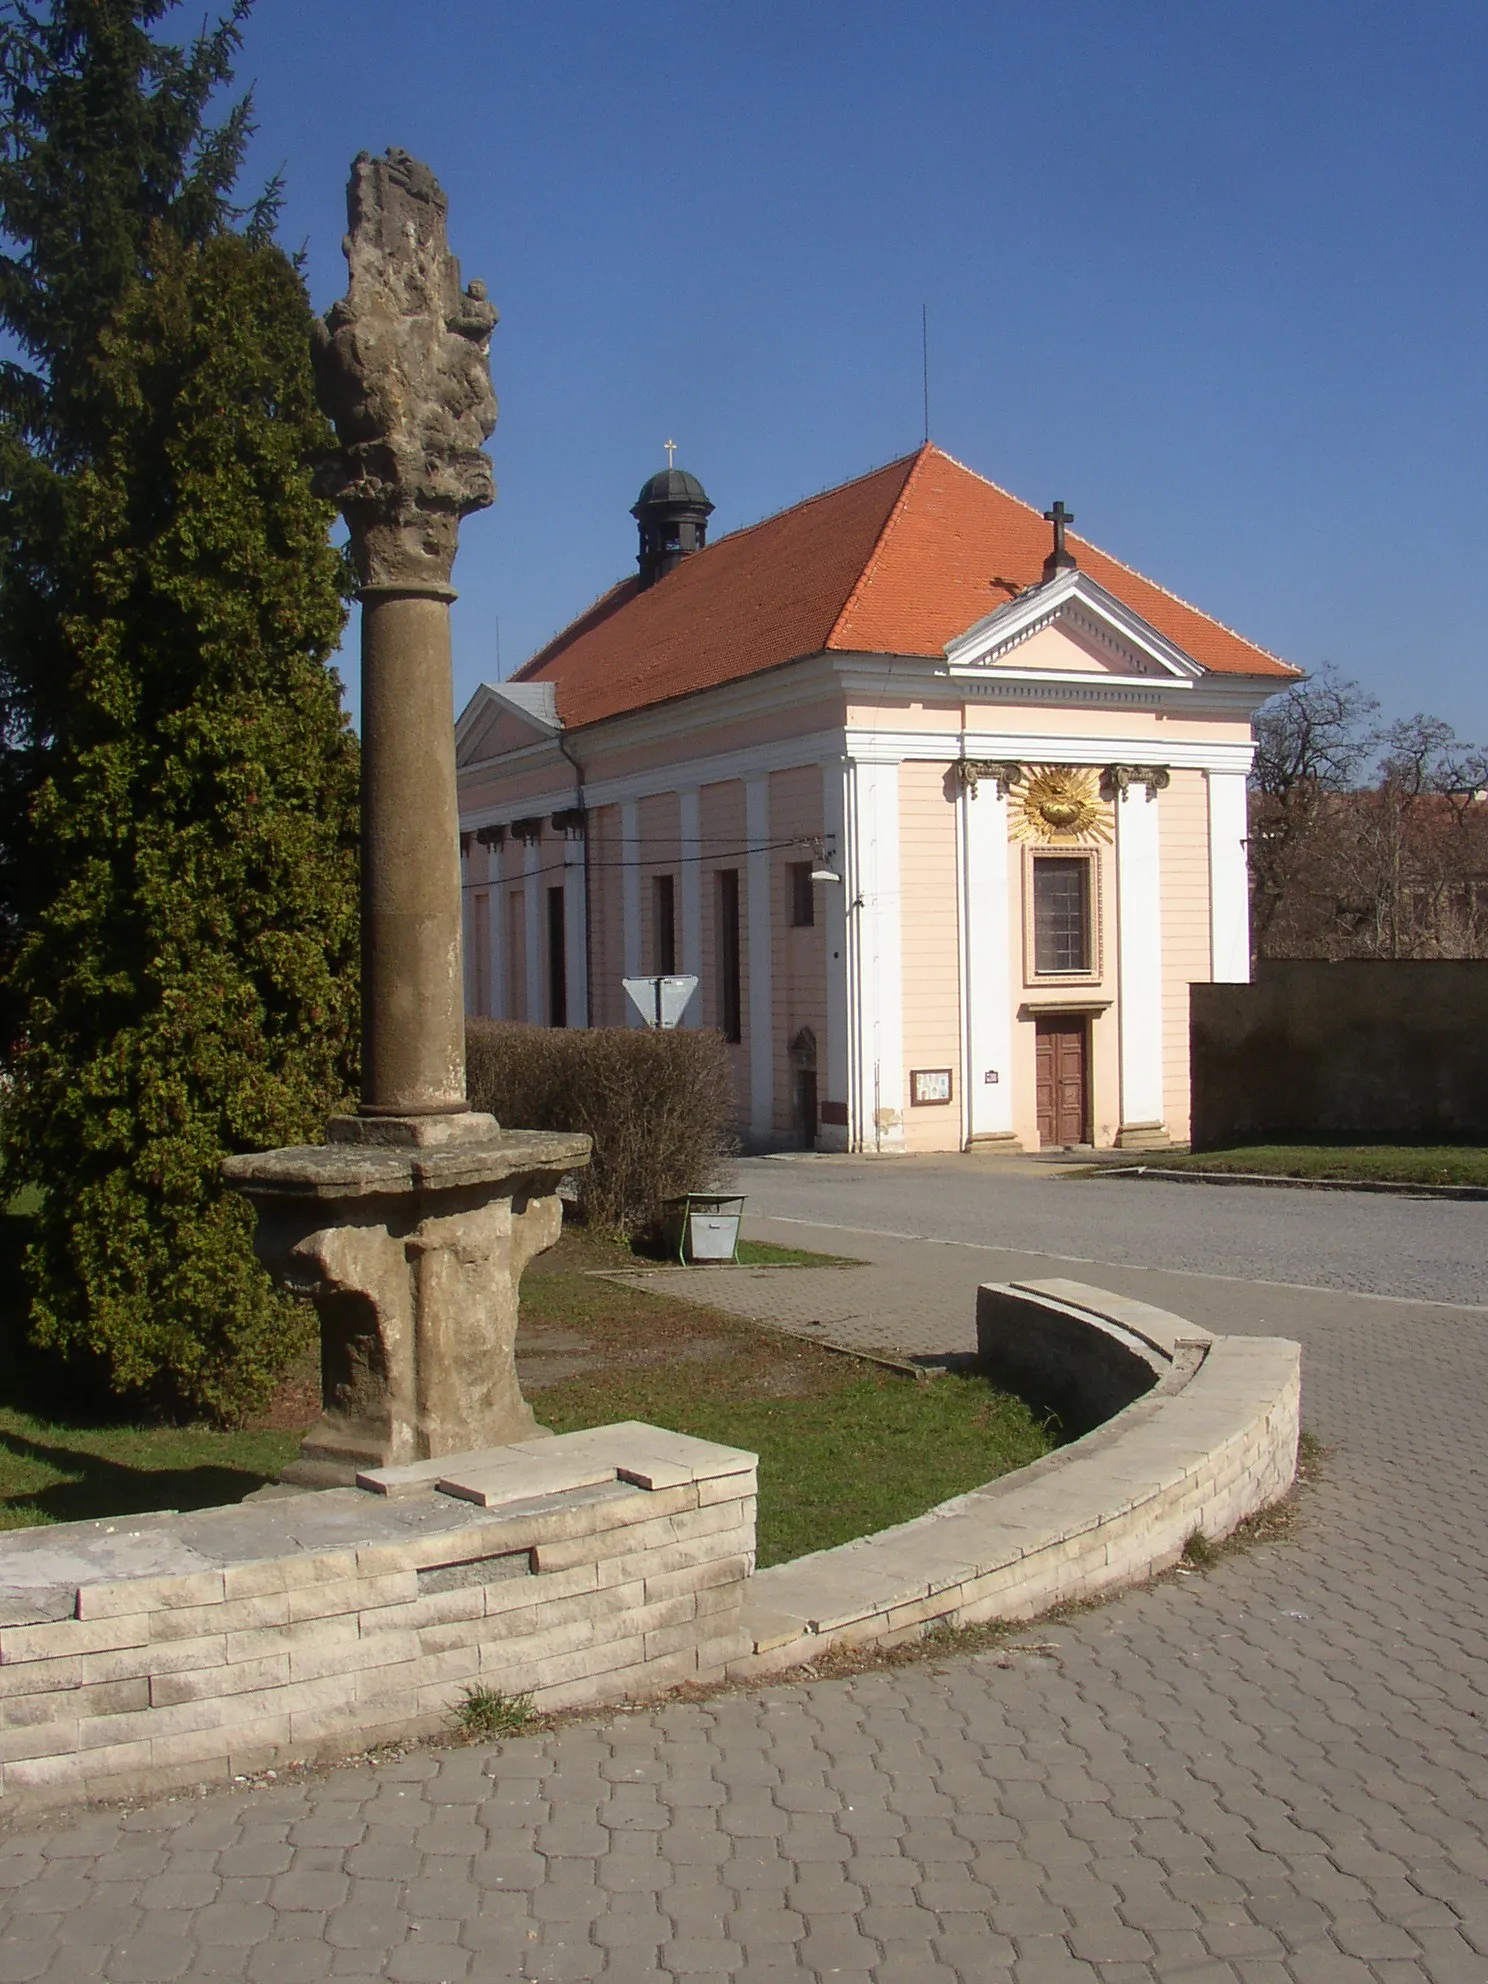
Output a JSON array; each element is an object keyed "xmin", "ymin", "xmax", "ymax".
[{"xmin": 1035, "ymin": 1015, "xmax": 1088, "ymax": 1147}]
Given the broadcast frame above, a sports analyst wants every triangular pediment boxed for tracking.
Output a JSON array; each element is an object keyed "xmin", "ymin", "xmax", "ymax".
[
  {"xmin": 943, "ymin": 569, "xmax": 1204, "ymax": 683},
  {"xmin": 456, "ymin": 680, "xmax": 563, "ymax": 768}
]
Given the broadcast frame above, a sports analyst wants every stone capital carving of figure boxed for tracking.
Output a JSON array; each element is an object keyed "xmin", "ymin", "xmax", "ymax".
[{"xmin": 311, "ymin": 148, "xmax": 499, "ymax": 592}]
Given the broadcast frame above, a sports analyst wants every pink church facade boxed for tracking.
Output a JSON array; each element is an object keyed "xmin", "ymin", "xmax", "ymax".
[{"xmin": 455, "ymin": 447, "xmax": 1295, "ymax": 1153}]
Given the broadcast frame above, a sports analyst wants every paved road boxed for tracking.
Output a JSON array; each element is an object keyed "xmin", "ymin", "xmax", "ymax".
[
  {"xmin": 731, "ymin": 1155, "xmax": 1488, "ymax": 1309},
  {"xmin": 1, "ymin": 1179, "xmax": 1486, "ymax": 1982}
]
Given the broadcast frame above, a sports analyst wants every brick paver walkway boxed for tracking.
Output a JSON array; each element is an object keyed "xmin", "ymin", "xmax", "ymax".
[{"xmin": 1, "ymin": 1212, "xmax": 1486, "ymax": 1981}]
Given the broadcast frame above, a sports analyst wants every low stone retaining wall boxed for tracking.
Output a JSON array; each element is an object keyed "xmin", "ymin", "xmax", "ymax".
[
  {"xmin": 729, "ymin": 1279, "xmax": 1300, "ymax": 1679},
  {"xmin": 0, "ymin": 1424, "xmax": 755, "ymax": 1814},
  {"xmin": 0, "ymin": 1281, "xmax": 1300, "ymax": 1815}
]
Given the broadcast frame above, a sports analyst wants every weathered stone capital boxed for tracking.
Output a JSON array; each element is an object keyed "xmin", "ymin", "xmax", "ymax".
[
  {"xmin": 1102, "ymin": 763, "xmax": 1171, "ymax": 801},
  {"xmin": 953, "ymin": 758, "xmax": 1023, "ymax": 800},
  {"xmin": 312, "ymin": 147, "xmax": 498, "ymax": 592}
]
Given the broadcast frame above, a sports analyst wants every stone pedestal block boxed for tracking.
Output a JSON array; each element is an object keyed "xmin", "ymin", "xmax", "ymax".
[
  {"xmin": 225, "ymin": 1117, "xmax": 590, "ymax": 1486},
  {"xmin": 1114, "ymin": 1121, "xmax": 1172, "ymax": 1151}
]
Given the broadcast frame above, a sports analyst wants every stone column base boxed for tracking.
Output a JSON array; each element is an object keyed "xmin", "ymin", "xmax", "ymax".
[
  {"xmin": 966, "ymin": 1133, "xmax": 1024, "ymax": 1153},
  {"xmin": 225, "ymin": 1121, "xmax": 590, "ymax": 1487},
  {"xmin": 1115, "ymin": 1121, "xmax": 1172, "ymax": 1152}
]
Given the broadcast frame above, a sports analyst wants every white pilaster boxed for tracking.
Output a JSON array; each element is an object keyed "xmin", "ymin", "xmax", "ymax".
[
  {"xmin": 487, "ymin": 840, "xmax": 506, "ymax": 1020},
  {"xmin": 1206, "ymin": 770, "xmax": 1251, "ymax": 983},
  {"xmin": 678, "ymin": 787, "xmax": 702, "ymax": 1027},
  {"xmin": 460, "ymin": 847, "xmax": 476, "ymax": 1016},
  {"xmin": 959, "ymin": 774, "xmax": 1016, "ymax": 1143},
  {"xmin": 523, "ymin": 835, "xmax": 543, "ymax": 1026},
  {"xmin": 620, "ymin": 799, "xmax": 642, "ymax": 1025},
  {"xmin": 1115, "ymin": 783, "xmax": 1165, "ymax": 1139},
  {"xmin": 821, "ymin": 760, "xmax": 850, "ymax": 1150},
  {"xmin": 847, "ymin": 759, "xmax": 904, "ymax": 1150},
  {"xmin": 745, "ymin": 776, "xmax": 774, "ymax": 1144},
  {"xmin": 563, "ymin": 831, "xmax": 588, "ymax": 1028}
]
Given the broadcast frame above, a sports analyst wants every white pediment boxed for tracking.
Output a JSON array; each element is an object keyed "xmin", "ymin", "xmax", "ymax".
[
  {"xmin": 943, "ymin": 569, "xmax": 1203, "ymax": 684},
  {"xmin": 455, "ymin": 680, "xmax": 562, "ymax": 768}
]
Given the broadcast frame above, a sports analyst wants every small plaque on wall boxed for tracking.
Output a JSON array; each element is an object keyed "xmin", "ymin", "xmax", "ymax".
[{"xmin": 911, "ymin": 1068, "xmax": 953, "ymax": 1106}]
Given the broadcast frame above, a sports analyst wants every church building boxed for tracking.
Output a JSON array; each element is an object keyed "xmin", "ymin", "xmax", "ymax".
[{"xmin": 454, "ymin": 444, "xmax": 1297, "ymax": 1151}]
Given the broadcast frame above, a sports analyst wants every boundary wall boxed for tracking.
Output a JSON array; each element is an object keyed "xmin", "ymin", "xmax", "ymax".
[{"xmin": 1191, "ymin": 959, "xmax": 1488, "ymax": 1148}]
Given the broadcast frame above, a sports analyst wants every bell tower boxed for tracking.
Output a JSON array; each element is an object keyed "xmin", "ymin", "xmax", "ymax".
[{"xmin": 632, "ymin": 444, "xmax": 714, "ymax": 589}]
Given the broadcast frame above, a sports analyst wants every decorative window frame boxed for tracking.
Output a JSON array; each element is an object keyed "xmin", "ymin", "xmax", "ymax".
[{"xmin": 1021, "ymin": 845, "xmax": 1104, "ymax": 988}]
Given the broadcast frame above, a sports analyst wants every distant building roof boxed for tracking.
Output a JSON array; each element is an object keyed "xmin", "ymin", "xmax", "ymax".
[{"xmin": 514, "ymin": 443, "xmax": 1298, "ymax": 729}]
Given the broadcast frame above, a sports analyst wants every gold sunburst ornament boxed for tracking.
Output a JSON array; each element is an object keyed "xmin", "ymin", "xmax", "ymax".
[{"xmin": 1010, "ymin": 766, "xmax": 1112, "ymax": 844}]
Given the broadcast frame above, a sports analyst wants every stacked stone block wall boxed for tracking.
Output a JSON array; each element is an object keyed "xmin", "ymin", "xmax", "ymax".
[
  {"xmin": 0, "ymin": 1289, "xmax": 1301, "ymax": 1818},
  {"xmin": 0, "ymin": 1425, "xmax": 754, "ymax": 1814},
  {"xmin": 730, "ymin": 1284, "xmax": 1300, "ymax": 1680}
]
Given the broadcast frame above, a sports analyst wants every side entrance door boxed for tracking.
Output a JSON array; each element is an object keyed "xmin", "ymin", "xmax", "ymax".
[{"xmin": 1035, "ymin": 1015, "xmax": 1088, "ymax": 1147}]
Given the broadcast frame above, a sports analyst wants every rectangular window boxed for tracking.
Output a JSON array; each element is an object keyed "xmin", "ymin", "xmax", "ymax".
[
  {"xmin": 789, "ymin": 860, "xmax": 815, "ymax": 928},
  {"xmin": 653, "ymin": 874, "xmax": 677, "ymax": 976},
  {"xmin": 1033, "ymin": 857, "xmax": 1091, "ymax": 975},
  {"xmin": 716, "ymin": 869, "xmax": 741, "ymax": 1043},
  {"xmin": 546, "ymin": 885, "xmax": 567, "ymax": 1028}
]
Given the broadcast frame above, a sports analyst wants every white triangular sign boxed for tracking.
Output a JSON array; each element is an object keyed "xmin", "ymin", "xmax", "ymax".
[{"xmin": 622, "ymin": 975, "xmax": 699, "ymax": 1030}]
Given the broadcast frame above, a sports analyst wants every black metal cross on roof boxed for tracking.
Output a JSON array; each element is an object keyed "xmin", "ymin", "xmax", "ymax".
[{"xmin": 1043, "ymin": 499, "xmax": 1077, "ymax": 575}]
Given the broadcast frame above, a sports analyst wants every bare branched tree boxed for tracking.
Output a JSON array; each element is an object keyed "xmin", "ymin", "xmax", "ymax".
[
  {"xmin": 1249, "ymin": 673, "xmax": 1488, "ymax": 960},
  {"xmin": 1249, "ymin": 668, "xmax": 1378, "ymax": 953}
]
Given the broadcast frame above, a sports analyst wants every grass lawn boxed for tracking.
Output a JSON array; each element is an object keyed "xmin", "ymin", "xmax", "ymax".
[
  {"xmin": 0, "ymin": 1213, "xmax": 1052, "ymax": 1558},
  {"xmin": 1149, "ymin": 1145, "xmax": 1488, "ymax": 1188},
  {"xmin": 520, "ymin": 1231, "xmax": 1053, "ymax": 1568}
]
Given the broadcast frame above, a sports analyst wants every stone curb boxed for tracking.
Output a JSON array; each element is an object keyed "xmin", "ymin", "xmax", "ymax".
[{"xmin": 1103, "ymin": 1164, "xmax": 1488, "ymax": 1201}]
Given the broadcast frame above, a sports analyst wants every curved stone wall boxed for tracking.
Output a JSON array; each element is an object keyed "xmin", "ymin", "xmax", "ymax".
[
  {"xmin": 726, "ymin": 1279, "xmax": 1300, "ymax": 1680},
  {"xmin": 0, "ymin": 1281, "xmax": 1299, "ymax": 1814}
]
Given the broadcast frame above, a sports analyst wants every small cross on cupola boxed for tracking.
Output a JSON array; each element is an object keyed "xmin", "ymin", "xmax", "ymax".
[{"xmin": 1042, "ymin": 499, "xmax": 1077, "ymax": 579}]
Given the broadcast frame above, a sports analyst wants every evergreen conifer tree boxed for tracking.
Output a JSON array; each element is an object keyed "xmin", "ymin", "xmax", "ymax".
[{"xmin": 0, "ymin": 3, "xmax": 357, "ymax": 1416}]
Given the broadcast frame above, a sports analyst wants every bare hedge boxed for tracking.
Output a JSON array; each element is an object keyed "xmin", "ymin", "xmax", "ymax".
[{"xmin": 465, "ymin": 1021, "xmax": 738, "ymax": 1236}]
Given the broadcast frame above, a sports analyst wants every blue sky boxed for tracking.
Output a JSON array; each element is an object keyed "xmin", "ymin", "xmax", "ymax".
[{"xmin": 234, "ymin": 0, "xmax": 1487, "ymax": 744}]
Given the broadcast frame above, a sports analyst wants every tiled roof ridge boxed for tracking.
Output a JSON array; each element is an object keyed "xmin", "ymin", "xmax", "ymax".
[
  {"xmin": 825, "ymin": 442, "xmax": 935, "ymax": 650},
  {"xmin": 514, "ymin": 452, "xmax": 920, "ymax": 684},
  {"xmin": 702, "ymin": 447, "xmax": 919, "ymax": 556},
  {"xmin": 927, "ymin": 444, "xmax": 1290, "ymax": 673}
]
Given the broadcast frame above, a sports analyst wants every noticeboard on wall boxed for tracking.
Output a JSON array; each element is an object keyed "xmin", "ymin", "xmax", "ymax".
[{"xmin": 911, "ymin": 1068, "xmax": 953, "ymax": 1106}]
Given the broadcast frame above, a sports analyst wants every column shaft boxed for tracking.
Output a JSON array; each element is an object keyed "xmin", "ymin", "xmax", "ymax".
[{"xmin": 359, "ymin": 591, "xmax": 466, "ymax": 1114}]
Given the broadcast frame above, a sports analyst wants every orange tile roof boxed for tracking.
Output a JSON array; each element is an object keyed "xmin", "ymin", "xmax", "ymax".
[{"xmin": 514, "ymin": 444, "xmax": 1297, "ymax": 729}]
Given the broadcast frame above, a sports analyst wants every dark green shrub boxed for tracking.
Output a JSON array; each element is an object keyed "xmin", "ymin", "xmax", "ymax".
[
  {"xmin": 2, "ymin": 236, "xmax": 356, "ymax": 1422},
  {"xmin": 466, "ymin": 1022, "xmax": 737, "ymax": 1236}
]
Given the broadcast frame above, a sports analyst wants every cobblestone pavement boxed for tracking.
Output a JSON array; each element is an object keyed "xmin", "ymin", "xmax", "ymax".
[{"xmin": 2, "ymin": 1202, "xmax": 1487, "ymax": 1981}]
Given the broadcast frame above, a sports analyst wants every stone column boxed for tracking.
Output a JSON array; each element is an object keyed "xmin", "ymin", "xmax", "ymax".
[
  {"xmin": 224, "ymin": 151, "xmax": 588, "ymax": 1485},
  {"xmin": 360, "ymin": 587, "xmax": 466, "ymax": 1111}
]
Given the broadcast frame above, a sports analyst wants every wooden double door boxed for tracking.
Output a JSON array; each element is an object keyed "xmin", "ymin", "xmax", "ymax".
[{"xmin": 1035, "ymin": 1015, "xmax": 1089, "ymax": 1148}]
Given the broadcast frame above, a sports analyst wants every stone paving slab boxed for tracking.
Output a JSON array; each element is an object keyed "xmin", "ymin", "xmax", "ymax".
[{"xmin": 0, "ymin": 1212, "xmax": 1485, "ymax": 1981}]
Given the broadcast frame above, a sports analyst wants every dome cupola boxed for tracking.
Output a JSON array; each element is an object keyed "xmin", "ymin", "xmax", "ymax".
[{"xmin": 631, "ymin": 446, "xmax": 713, "ymax": 589}]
